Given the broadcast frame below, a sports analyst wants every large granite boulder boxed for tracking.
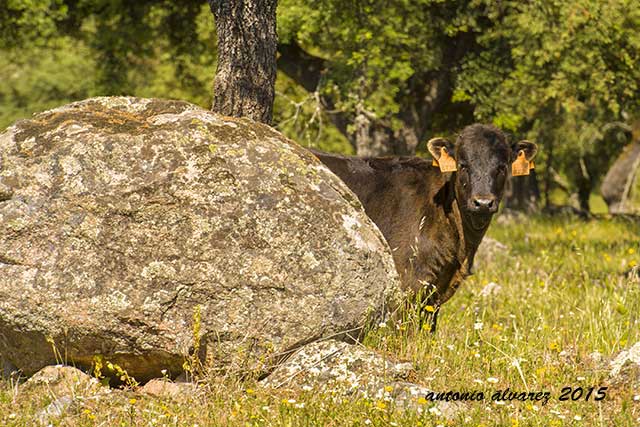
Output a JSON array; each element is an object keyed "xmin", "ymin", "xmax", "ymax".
[{"xmin": 0, "ymin": 97, "xmax": 401, "ymax": 381}]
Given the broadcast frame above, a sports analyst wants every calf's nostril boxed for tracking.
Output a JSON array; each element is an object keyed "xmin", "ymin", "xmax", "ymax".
[{"xmin": 472, "ymin": 197, "xmax": 496, "ymax": 210}]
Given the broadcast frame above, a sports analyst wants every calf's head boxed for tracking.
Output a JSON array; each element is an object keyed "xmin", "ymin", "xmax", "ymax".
[{"xmin": 428, "ymin": 124, "xmax": 537, "ymax": 229}]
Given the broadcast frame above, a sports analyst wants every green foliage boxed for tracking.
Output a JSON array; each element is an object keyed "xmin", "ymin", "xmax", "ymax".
[
  {"xmin": 459, "ymin": 0, "xmax": 640, "ymax": 124},
  {"xmin": 631, "ymin": 165, "xmax": 640, "ymax": 210},
  {"xmin": 0, "ymin": 1, "xmax": 216, "ymax": 128},
  {"xmin": 460, "ymin": 1, "xmax": 639, "ymax": 205},
  {"xmin": 0, "ymin": 0, "xmax": 68, "ymax": 48},
  {"xmin": 273, "ymin": 73, "xmax": 354, "ymax": 154},
  {"xmin": 0, "ymin": 36, "xmax": 97, "ymax": 129}
]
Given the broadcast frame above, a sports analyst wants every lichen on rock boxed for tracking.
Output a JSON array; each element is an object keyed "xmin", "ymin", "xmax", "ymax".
[{"xmin": 261, "ymin": 339, "xmax": 463, "ymax": 418}]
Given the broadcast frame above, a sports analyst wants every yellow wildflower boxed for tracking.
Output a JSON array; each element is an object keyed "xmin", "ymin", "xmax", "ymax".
[{"xmin": 375, "ymin": 401, "xmax": 387, "ymax": 410}]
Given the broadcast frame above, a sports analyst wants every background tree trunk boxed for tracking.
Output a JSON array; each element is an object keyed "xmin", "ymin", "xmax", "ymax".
[
  {"xmin": 208, "ymin": 0, "xmax": 277, "ymax": 124},
  {"xmin": 601, "ymin": 141, "xmax": 640, "ymax": 214},
  {"xmin": 503, "ymin": 172, "xmax": 540, "ymax": 213}
]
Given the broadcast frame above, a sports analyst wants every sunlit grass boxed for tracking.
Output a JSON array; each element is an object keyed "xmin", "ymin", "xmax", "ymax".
[{"xmin": 1, "ymin": 215, "xmax": 639, "ymax": 426}]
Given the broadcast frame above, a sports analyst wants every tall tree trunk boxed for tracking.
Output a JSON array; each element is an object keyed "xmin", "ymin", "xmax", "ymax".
[
  {"xmin": 601, "ymin": 141, "xmax": 640, "ymax": 213},
  {"xmin": 543, "ymin": 138, "xmax": 554, "ymax": 210},
  {"xmin": 208, "ymin": 0, "xmax": 277, "ymax": 124},
  {"xmin": 352, "ymin": 113, "xmax": 423, "ymax": 156},
  {"xmin": 353, "ymin": 112, "xmax": 400, "ymax": 156}
]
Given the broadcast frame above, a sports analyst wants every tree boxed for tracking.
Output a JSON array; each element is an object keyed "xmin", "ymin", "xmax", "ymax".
[
  {"xmin": 208, "ymin": 0, "xmax": 278, "ymax": 124},
  {"xmin": 277, "ymin": 0, "xmax": 640, "ymax": 213}
]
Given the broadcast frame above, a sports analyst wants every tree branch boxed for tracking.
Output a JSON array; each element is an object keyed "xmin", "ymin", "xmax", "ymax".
[
  {"xmin": 277, "ymin": 42, "xmax": 325, "ymax": 92},
  {"xmin": 277, "ymin": 41, "xmax": 351, "ymax": 140}
]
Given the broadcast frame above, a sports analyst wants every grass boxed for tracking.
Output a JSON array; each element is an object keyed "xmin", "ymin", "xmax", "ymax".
[{"xmin": 1, "ymin": 215, "xmax": 639, "ymax": 426}]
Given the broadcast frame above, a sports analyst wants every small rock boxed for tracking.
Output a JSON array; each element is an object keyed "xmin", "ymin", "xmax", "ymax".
[
  {"xmin": 588, "ymin": 351, "xmax": 603, "ymax": 364},
  {"xmin": 609, "ymin": 342, "xmax": 640, "ymax": 385},
  {"xmin": 36, "ymin": 395, "xmax": 73, "ymax": 425},
  {"xmin": 22, "ymin": 365, "xmax": 101, "ymax": 398},
  {"xmin": 495, "ymin": 210, "xmax": 526, "ymax": 225},
  {"xmin": 474, "ymin": 238, "xmax": 508, "ymax": 268},
  {"xmin": 139, "ymin": 379, "xmax": 198, "ymax": 399},
  {"xmin": 261, "ymin": 339, "xmax": 463, "ymax": 418},
  {"xmin": 479, "ymin": 282, "xmax": 502, "ymax": 298}
]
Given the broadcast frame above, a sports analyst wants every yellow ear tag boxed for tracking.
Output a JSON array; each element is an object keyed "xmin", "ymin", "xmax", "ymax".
[
  {"xmin": 436, "ymin": 147, "xmax": 457, "ymax": 172},
  {"xmin": 512, "ymin": 150, "xmax": 531, "ymax": 176}
]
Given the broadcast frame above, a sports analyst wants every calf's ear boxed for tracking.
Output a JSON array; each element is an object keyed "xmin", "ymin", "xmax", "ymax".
[
  {"xmin": 427, "ymin": 137, "xmax": 455, "ymax": 160},
  {"xmin": 511, "ymin": 140, "xmax": 538, "ymax": 176},
  {"xmin": 511, "ymin": 140, "xmax": 538, "ymax": 162},
  {"xmin": 427, "ymin": 137, "xmax": 457, "ymax": 172}
]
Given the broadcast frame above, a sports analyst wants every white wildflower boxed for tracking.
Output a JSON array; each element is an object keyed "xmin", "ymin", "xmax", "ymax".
[{"xmin": 428, "ymin": 406, "xmax": 442, "ymax": 416}]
